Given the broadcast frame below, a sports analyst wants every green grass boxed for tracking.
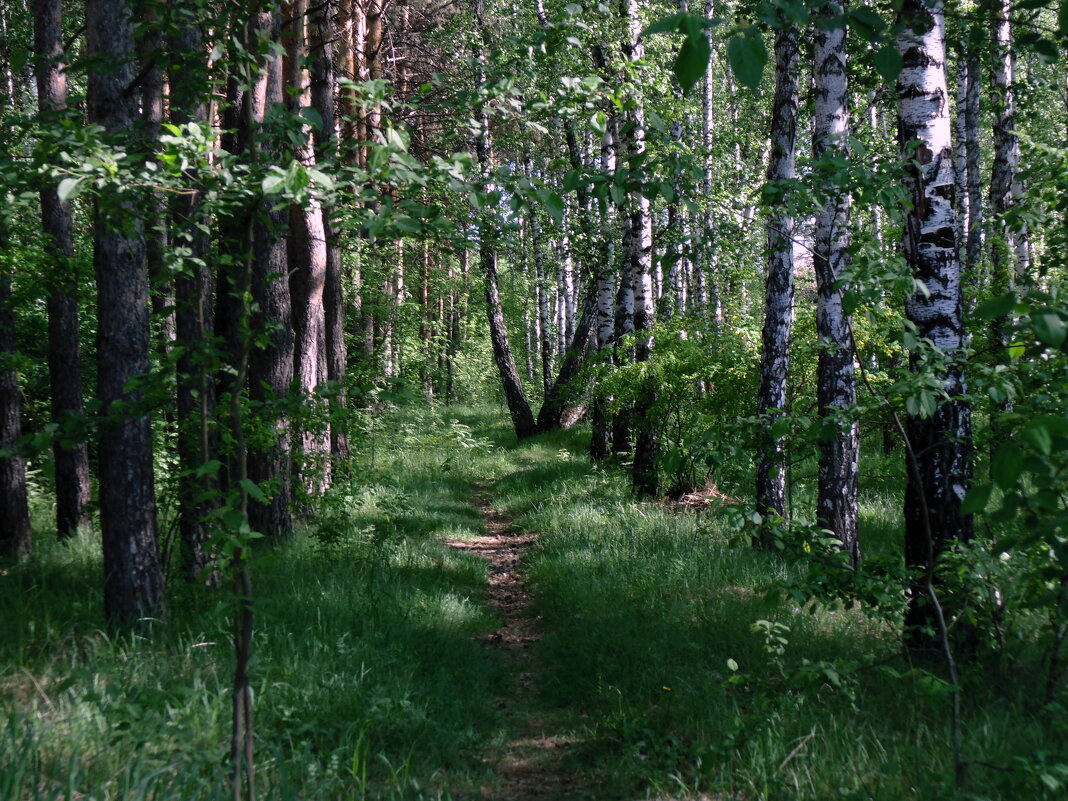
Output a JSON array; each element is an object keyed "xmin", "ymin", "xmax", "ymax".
[{"xmin": 2, "ymin": 405, "xmax": 1066, "ymax": 800}]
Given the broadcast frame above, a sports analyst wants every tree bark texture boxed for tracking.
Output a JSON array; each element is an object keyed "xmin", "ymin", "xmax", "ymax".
[
  {"xmin": 249, "ymin": 8, "xmax": 294, "ymax": 537},
  {"xmin": 286, "ymin": 0, "xmax": 331, "ymax": 495},
  {"xmin": 170, "ymin": 2, "xmax": 219, "ymax": 583},
  {"xmin": 87, "ymin": 0, "xmax": 165, "ymax": 626},
  {"xmin": 896, "ymin": 0, "xmax": 973, "ymax": 650},
  {"xmin": 310, "ymin": 0, "xmax": 350, "ymax": 466},
  {"xmin": 0, "ymin": 265, "xmax": 31, "ymax": 561},
  {"xmin": 755, "ymin": 21, "xmax": 799, "ymax": 536},
  {"xmin": 621, "ymin": 0, "xmax": 658, "ymax": 499},
  {"xmin": 34, "ymin": 0, "xmax": 91, "ymax": 539},
  {"xmin": 813, "ymin": 1, "xmax": 859, "ymax": 567}
]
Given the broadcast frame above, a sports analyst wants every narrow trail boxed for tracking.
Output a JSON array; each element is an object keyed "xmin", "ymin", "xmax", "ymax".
[{"xmin": 445, "ymin": 483, "xmax": 592, "ymax": 801}]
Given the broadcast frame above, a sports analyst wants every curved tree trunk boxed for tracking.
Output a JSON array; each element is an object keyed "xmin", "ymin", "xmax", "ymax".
[
  {"xmin": 311, "ymin": 0, "xmax": 350, "ymax": 468},
  {"xmin": 755, "ymin": 20, "xmax": 799, "ymax": 540},
  {"xmin": 813, "ymin": 0, "xmax": 859, "ymax": 567}
]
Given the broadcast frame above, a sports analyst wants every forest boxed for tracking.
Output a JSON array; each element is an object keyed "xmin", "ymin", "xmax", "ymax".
[{"xmin": 1, "ymin": 0, "xmax": 1067, "ymax": 798}]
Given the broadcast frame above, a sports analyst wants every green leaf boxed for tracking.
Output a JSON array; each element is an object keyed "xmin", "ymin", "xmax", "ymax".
[
  {"xmin": 262, "ymin": 173, "xmax": 285, "ymax": 194},
  {"xmin": 643, "ymin": 12, "xmax": 685, "ymax": 36},
  {"xmin": 1033, "ymin": 312, "xmax": 1066, "ymax": 347},
  {"xmin": 873, "ymin": 43, "xmax": 903, "ymax": 84},
  {"xmin": 992, "ymin": 443, "xmax": 1025, "ymax": 490},
  {"xmin": 975, "ymin": 292, "xmax": 1015, "ymax": 320},
  {"xmin": 961, "ymin": 483, "xmax": 992, "ymax": 515},
  {"xmin": 57, "ymin": 177, "xmax": 85, "ymax": 203},
  {"xmin": 727, "ymin": 31, "xmax": 767, "ymax": 90},
  {"xmin": 239, "ymin": 477, "xmax": 266, "ymax": 502},
  {"xmin": 300, "ymin": 106, "xmax": 324, "ymax": 131},
  {"xmin": 727, "ymin": 658, "xmax": 739, "ymax": 672},
  {"xmin": 538, "ymin": 189, "xmax": 565, "ymax": 224},
  {"xmin": 1059, "ymin": 1, "xmax": 1068, "ymax": 38},
  {"xmin": 1023, "ymin": 420, "xmax": 1053, "ymax": 456},
  {"xmin": 674, "ymin": 33, "xmax": 711, "ymax": 92}
]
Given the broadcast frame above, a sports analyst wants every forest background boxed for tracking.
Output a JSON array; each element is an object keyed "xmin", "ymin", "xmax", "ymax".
[{"xmin": 2, "ymin": 0, "xmax": 1068, "ymax": 799}]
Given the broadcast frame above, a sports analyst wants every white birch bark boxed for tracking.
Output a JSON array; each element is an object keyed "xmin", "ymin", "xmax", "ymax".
[
  {"xmin": 813, "ymin": 0, "xmax": 859, "ymax": 567},
  {"xmin": 989, "ymin": 0, "xmax": 1027, "ymax": 288},
  {"xmin": 896, "ymin": 0, "xmax": 973, "ymax": 648},
  {"xmin": 755, "ymin": 19, "xmax": 799, "ymax": 532}
]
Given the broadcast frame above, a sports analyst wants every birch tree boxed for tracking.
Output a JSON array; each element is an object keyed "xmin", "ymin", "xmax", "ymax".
[
  {"xmin": 896, "ymin": 0, "xmax": 973, "ymax": 650},
  {"xmin": 812, "ymin": 0, "xmax": 859, "ymax": 567},
  {"xmin": 755, "ymin": 16, "xmax": 799, "ymax": 538}
]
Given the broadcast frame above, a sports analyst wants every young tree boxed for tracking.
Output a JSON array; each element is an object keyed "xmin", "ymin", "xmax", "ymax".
[
  {"xmin": 895, "ymin": 0, "xmax": 973, "ymax": 650},
  {"xmin": 87, "ymin": 0, "xmax": 165, "ymax": 625},
  {"xmin": 170, "ymin": 0, "xmax": 218, "ymax": 582},
  {"xmin": 33, "ymin": 0, "xmax": 90, "ymax": 540},
  {"xmin": 755, "ymin": 16, "xmax": 800, "ymax": 540},
  {"xmin": 0, "ymin": 244, "xmax": 31, "ymax": 561},
  {"xmin": 812, "ymin": 0, "xmax": 859, "ymax": 567}
]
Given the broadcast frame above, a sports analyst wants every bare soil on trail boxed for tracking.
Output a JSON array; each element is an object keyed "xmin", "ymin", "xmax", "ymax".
[{"xmin": 444, "ymin": 486, "xmax": 593, "ymax": 801}]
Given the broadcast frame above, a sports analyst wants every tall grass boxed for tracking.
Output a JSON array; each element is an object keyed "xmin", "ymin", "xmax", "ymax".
[{"xmin": 3, "ymin": 406, "xmax": 1065, "ymax": 800}]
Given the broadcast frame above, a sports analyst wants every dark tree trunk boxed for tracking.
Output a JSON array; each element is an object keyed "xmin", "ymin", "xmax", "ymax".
[
  {"xmin": 87, "ymin": 0, "xmax": 165, "ymax": 626},
  {"xmin": 34, "ymin": 0, "xmax": 91, "ymax": 539},
  {"xmin": 170, "ymin": 2, "xmax": 218, "ymax": 583},
  {"xmin": 755, "ymin": 21, "xmax": 799, "ymax": 541},
  {"xmin": 0, "ymin": 263, "xmax": 31, "ymax": 561},
  {"xmin": 896, "ymin": 0, "xmax": 973, "ymax": 652},
  {"xmin": 248, "ymin": 8, "xmax": 294, "ymax": 537},
  {"xmin": 473, "ymin": 0, "xmax": 535, "ymax": 440},
  {"xmin": 139, "ymin": 5, "xmax": 175, "ymax": 369}
]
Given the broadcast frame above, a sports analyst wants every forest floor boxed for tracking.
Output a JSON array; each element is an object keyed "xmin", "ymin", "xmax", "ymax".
[
  {"xmin": 445, "ymin": 484, "xmax": 593, "ymax": 801},
  {"xmin": 1, "ymin": 405, "xmax": 1065, "ymax": 801}
]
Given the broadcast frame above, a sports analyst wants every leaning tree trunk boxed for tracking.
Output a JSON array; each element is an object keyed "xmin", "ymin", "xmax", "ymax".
[
  {"xmin": 0, "ymin": 253, "xmax": 31, "ymax": 561},
  {"xmin": 34, "ymin": 0, "xmax": 91, "ymax": 540},
  {"xmin": 170, "ymin": 1, "xmax": 218, "ymax": 583},
  {"xmin": 248, "ymin": 7, "xmax": 294, "ymax": 538},
  {"xmin": 813, "ymin": 0, "xmax": 859, "ymax": 568},
  {"xmin": 755, "ymin": 20, "xmax": 800, "ymax": 542},
  {"xmin": 87, "ymin": 0, "xmax": 165, "ymax": 626},
  {"xmin": 896, "ymin": 0, "xmax": 973, "ymax": 652},
  {"xmin": 473, "ymin": 0, "xmax": 535, "ymax": 440}
]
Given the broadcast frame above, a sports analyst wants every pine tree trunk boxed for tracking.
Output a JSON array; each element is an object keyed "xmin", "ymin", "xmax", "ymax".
[
  {"xmin": 311, "ymin": 0, "xmax": 350, "ymax": 466},
  {"xmin": 813, "ymin": 0, "xmax": 859, "ymax": 567},
  {"xmin": 896, "ymin": 0, "xmax": 973, "ymax": 652},
  {"xmin": 34, "ymin": 0, "xmax": 91, "ymax": 539},
  {"xmin": 286, "ymin": 0, "xmax": 331, "ymax": 496},
  {"xmin": 755, "ymin": 21, "xmax": 800, "ymax": 539},
  {"xmin": 0, "ymin": 260, "xmax": 31, "ymax": 561},
  {"xmin": 249, "ymin": 8, "xmax": 294, "ymax": 538},
  {"xmin": 170, "ymin": 3, "xmax": 219, "ymax": 583},
  {"xmin": 87, "ymin": 0, "xmax": 164, "ymax": 626}
]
